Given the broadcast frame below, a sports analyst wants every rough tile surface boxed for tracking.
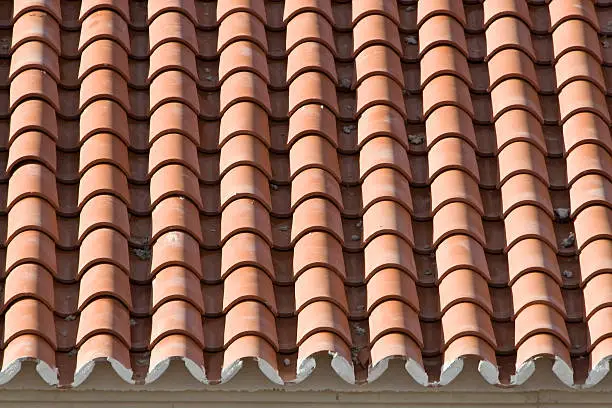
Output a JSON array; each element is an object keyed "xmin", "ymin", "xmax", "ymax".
[{"xmin": 0, "ymin": 0, "xmax": 611, "ymax": 389}]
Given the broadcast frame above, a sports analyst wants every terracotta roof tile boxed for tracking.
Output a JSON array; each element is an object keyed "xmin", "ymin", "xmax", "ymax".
[{"xmin": 1, "ymin": 0, "xmax": 611, "ymax": 390}]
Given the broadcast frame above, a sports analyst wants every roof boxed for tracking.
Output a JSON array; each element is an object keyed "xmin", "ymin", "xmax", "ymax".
[{"xmin": 2, "ymin": 0, "xmax": 612, "ymax": 390}]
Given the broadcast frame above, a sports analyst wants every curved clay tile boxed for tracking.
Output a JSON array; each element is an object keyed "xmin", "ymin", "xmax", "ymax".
[
  {"xmin": 78, "ymin": 228, "xmax": 130, "ymax": 275},
  {"xmin": 1, "ymin": 333, "xmax": 57, "ymax": 385},
  {"xmin": 430, "ymin": 169, "xmax": 483, "ymax": 216},
  {"xmin": 220, "ymin": 71, "xmax": 270, "ymax": 115},
  {"xmin": 220, "ymin": 165, "xmax": 271, "ymax": 211},
  {"xmin": 13, "ymin": 0, "xmax": 61, "ymax": 22},
  {"xmin": 291, "ymin": 167, "xmax": 343, "ymax": 211},
  {"xmin": 79, "ymin": 0, "xmax": 130, "ymax": 23},
  {"xmin": 80, "ymin": 100, "xmax": 130, "ymax": 145},
  {"xmin": 148, "ymin": 0, "xmax": 197, "ymax": 24},
  {"xmin": 151, "ymin": 196, "xmax": 203, "ymax": 244},
  {"xmin": 359, "ymin": 136, "xmax": 411, "ymax": 182},
  {"xmin": 7, "ymin": 163, "xmax": 59, "ymax": 210},
  {"xmin": 79, "ymin": 132, "xmax": 129, "ymax": 176},
  {"xmin": 150, "ymin": 69, "xmax": 199, "ymax": 114},
  {"xmin": 504, "ymin": 204, "xmax": 558, "ymax": 251},
  {"xmin": 287, "ymin": 41, "xmax": 337, "ymax": 86},
  {"xmin": 149, "ymin": 132, "xmax": 199, "ymax": 177},
  {"xmin": 224, "ymin": 300, "xmax": 278, "ymax": 349},
  {"xmin": 7, "ymin": 130, "xmax": 56, "ymax": 174},
  {"xmin": 9, "ymin": 68, "xmax": 59, "ymax": 112},
  {"xmin": 219, "ymin": 40, "xmax": 269, "ymax": 85},
  {"xmin": 289, "ymin": 134, "xmax": 341, "ymax": 181},
  {"xmin": 485, "ymin": 16, "xmax": 535, "ymax": 62},
  {"xmin": 222, "ymin": 335, "xmax": 281, "ymax": 384},
  {"xmin": 283, "ymin": 0, "xmax": 333, "ymax": 25},
  {"xmin": 4, "ymin": 298, "xmax": 57, "ymax": 348},
  {"xmin": 221, "ymin": 232, "xmax": 274, "ymax": 278},
  {"xmin": 566, "ymin": 143, "xmax": 612, "ymax": 186},
  {"xmin": 422, "ymin": 75, "xmax": 473, "ymax": 119},
  {"xmin": 555, "ymin": 50, "xmax": 605, "ymax": 93},
  {"xmin": 149, "ymin": 41, "xmax": 198, "ymax": 83},
  {"xmin": 361, "ymin": 168, "xmax": 412, "ymax": 214},
  {"xmin": 569, "ymin": 174, "xmax": 612, "ymax": 218},
  {"xmin": 6, "ymin": 196, "xmax": 59, "ymax": 244},
  {"xmin": 288, "ymin": 71, "xmax": 338, "ymax": 116},
  {"xmin": 366, "ymin": 267, "xmax": 418, "ymax": 313},
  {"xmin": 286, "ymin": 11, "xmax": 335, "ymax": 55},
  {"xmin": 514, "ymin": 304, "xmax": 570, "ymax": 349},
  {"xmin": 418, "ymin": 14, "xmax": 467, "ymax": 58},
  {"xmin": 293, "ymin": 231, "xmax": 345, "ymax": 278},
  {"xmin": 291, "ymin": 197, "xmax": 343, "ymax": 244},
  {"xmin": 552, "ymin": 19, "xmax": 602, "ymax": 63},
  {"xmin": 353, "ymin": 14, "xmax": 402, "ymax": 57},
  {"xmin": 73, "ymin": 333, "xmax": 132, "ymax": 386},
  {"xmin": 511, "ymin": 272, "xmax": 566, "ymax": 318},
  {"xmin": 549, "ymin": 0, "xmax": 599, "ymax": 32},
  {"xmin": 77, "ymin": 193, "xmax": 130, "ymax": 242},
  {"xmin": 146, "ymin": 334, "xmax": 206, "ymax": 383},
  {"xmin": 494, "ymin": 109, "xmax": 546, "ymax": 154},
  {"xmin": 295, "ymin": 266, "xmax": 347, "ymax": 313},
  {"xmin": 428, "ymin": 136, "xmax": 479, "ymax": 183},
  {"xmin": 11, "ymin": 11, "xmax": 61, "ymax": 54},
  {"xmin": 78, "ymin": 163, "xmax": 130, "ymax": 208},
  {"xmin": 482, "ymin": 0, "xmax": 531, "ymax": 29},
  {"xmin": 362, "ymin": 200, "xmax": 414, "ymax": 246},
  {"xmin": 432, "ymin": 202, "xmax": 486, "ymax": 249},
  {"xmin": 563, "ymin": 112, "xmax": 612, "ymax": 157},
  {"xmin": 9, "ymin": 40, "xmax": 60, "ymax": 83},
  {"xmin": 573, "ymin": 205, "xmax": 612, "ymax": 251},
  {"xmin": 150, "ymin": 299, "xmax": 204, "ymax": 348},
  {"xmin": 498, "ymin": 141, "xmax": 549, "ymax": 186},
  {"xmin": 5, "ymin": 230, "xmax": 57, "ymax": 276},
  {"xmin": 358, "ymin": 104, "xmax": 407, "ymax": 149},
  {"xmin": 151, "ymin": 266, "xmax": 204, "ymax": 313},
  {"xmin": 217, "ymin": 11, "xmax": 267, "ymax": 53},
  {"xmin": 420, "ymin": 45, "xmax": 471, "ymax": 89},
  {"xmin": 369, "ymin": 299, "xmax": 423, "ymax": 347},
  {"xmin": 425, "ymin": 105, "xmax": 476, "ymax": 150},
  {"xmin": 583, "ymin": 273, "xmax": 612, "ymax": 319},
  {"xmin": 149, "ymin": 11, "xmax": 197, "ymax": 54},
  {"xmin": 490, "ymin": 79, "xmax": 542, "ymax": 123},
  {"xmin": 79, "ymin": 9, "xmax": 130, "ymax": 53},
  {"xmin": 441, "ymin": 302, "xmax": 496, "ymax": 349},
  {"xmin": 353, "ymin": 0, "xmax": 399, "ymax": 26},
  {"xmin": 287, "ymin": 104, "xmax": 337, "ymax": 148},
  {"xmin": 223, "ymin": 266, "xmax": 276, "ymax": 313},
  {"xmin": 487, "ymin": 48, "xmax": 538, "ymax": 92},
  {"xmin": 3, "ymin": 263, "xmax": 55, "ymax": 310},
  {"xmin": 417, "ymin": 0, "xmax": 466, "ymax": 28},
  {"xmin": 438, "ymin": 268, "xmax": 492, "ymax": 315},
  {"xmin": 515, "ymin": 334, "xmax": 571, "ymax": 380},
  {"xmin": 219, "ymin": 133, "xmax": 271, "ymax": 178},
  {"xmin": 219, "ymin": 101, "xmax": 270, "ymax": 147},
  {"xmin": 217, "ymin": 0, "xmax": 266, "ymax": 25},
  {"xmin": 558, "ymin": 79, "xmax": 610, "ymax": 125},
  {"xmin": 9, "ymin": 99, "xmax": 58, "ymax": 143},
  {"xmin": 356, "ymin": 75, "xmax": 406, "ymax": 119},
  {"xmin": 220, "ymin": 197, "xmax": 272, "ymax": 245},
  {"xmin": 506, "ymin": 238, "xmax": 561, "ymax": 285},
  {"xmin": 296, "ymin": 300, "xmax": 351, "ymax": 346},
  {"xmin": 500, "ymin": 173, "xmax": 553, "ymax": 218},
  {"xmin": 78, "ymin": 263, "xmax": 131, "ymax": 311},
  {"xmin": 151, "ymin": 230, "xmax": 202, "ymax": 277},
  {"xmin": 435, "ymin": 234, "xmax": 489, "ymax": 282},
  {"xmin": 363, "ymin": 234, "xmax": 416, "ymax": 281},
  {"xmin": 149, "ymin": 101, "xmax": 199, "ymax": 146}
]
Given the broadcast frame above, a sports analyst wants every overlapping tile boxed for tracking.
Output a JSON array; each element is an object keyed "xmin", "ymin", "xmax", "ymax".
[{"xmin": 0, "ymin": 0, "xmax": 610, "ymax": 390}]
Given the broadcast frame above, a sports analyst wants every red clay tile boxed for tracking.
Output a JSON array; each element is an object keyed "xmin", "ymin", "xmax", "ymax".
[
  {"xmin": 291, "ymin": 168, "xmax": 343, "ymax": 211},
  {"xmin": 498, "ymin": 141, "xmax": 549, "ymax": 186},
  {"xmin": 494, "ymin": 109, "xmax": 546, "ymax": 154},
  {"xmin": 296, "ymin": 266, "xmax": 347, "ymax": 313},
  {"xmin": 13, "ymin": 0, "xmax": 61, "ymax": 22},
  {"xmin": 549, "ymin": 0, "xmax": 598, "ymax": 32},
  {"xmin": 286, "ymin": 11, "xmax": 335, "ymax": 55},
  {"xmin": 78, "ymin": 228, "xmax": 130, "ymax": 275},
  {"xmin": 435, "ymin": 234, "xmax": 489, "ymax": 282},
  {"xmin": 79, "ymin": 9, "xmax": 130, "ymax": 53},
  {"xmin": 419, "ymin": 14, "xmax": 468, "ymax": 57},
  {"xmin": 353, "ymin": 14, "xmax": 402, "ymax": 57},
  {"xmin": 504, "ymin": 205, "xmax": 557, "ymax": 251},
  {"xmin": 80, "ymin": 0, "xmax": 130, "ymax": 22},
  {"xmin": 288, "ymin": 71, "xmax": 338, "ymax": 116},
  {"xmin": 4, "ymin": 299, "xmax": 56, "ymax": 348},
  {"xmin": 221, "ymin": 232, "xmax": 273, "ymax": 278},
  {"xmin": 430, "ymin": 169, "xmax": 483, "ymax": 216},
  {"xmin": 225, "ymin": 300, "xmax": 278, "ymax": 349},
  {"xmin": 358, "ymin": 104, "xmax": 407, "ymax": 149},
  {"xmin": 422, "ymin": 75, "xmax": 473, "ymax": 119},
  {"xmin": 9, "ymin": 99, "xmax": 57, "ymax": 143},
  {"xmin": 555, "ymin": 50, "xmax": 605, "ymax": 92},
  {"xmin": 566, "ymin": 143, "xmax": 612, "ymax": 186},
  {"xmin": 148, "ymin": 0, "xmax": 196, "ymax": 24},
  {"xmin": 283, "ymin": 0, "xmax": 333, "ymax": 24},
  {"xmin": 78, "ymin": 163, "xmax": 129, "ymax": 208},
  {"xmin": 433, "ymin": 202, "xmax": 486, "ymax": 248},
  {"xmin": 362, "ymin": 200, "xmax": 414, "ymax": 246},
  {"xmin": 288, "ymin": 104, "xmax": 337, "ymax": 147},
  {"xmin": 356, "ymin": 75, "xmax": 406, "ymax": 119},
  {"xmin": 441, "ymin": 302, "xmax": 496, "ymax": 349},
  {"xmin": 80, "ymin": 100, "xmax": 129, "ymax": 145},
  {"xmin": 552, "ymin": 19, "xmax": 602, "ymax": 63},
  {"xmin": 10, "ymin": 40, "xmax": 60, "ymax": 83},
  {"xmin": 287, "ymin": 41, "xmax": 337, "ymax": 85},
  {"xmin": 487, "ymin": 48, "xmax": 538, "ymax": 91},
  {"xmin": 219, "ymin": 40, "xmax": 269, "ymax": 85},
  {"xmin": 7, "ymin": 196, "xmax": 58, "ymax": 244},
  {"xmin": 369, "ymin": 300, "xmax": 423, "ymax": 347},
  {"xmin": 483, "ymin": 0, "xmax": 531, "ymax": 28},
  {"xmin": 438, "ymin": 268, "xmax": 492, "ymax": 315},
  {"xmin": 364, "ymin": 234, "xmax": 416, "ymax": 281},
  {"xmin": 507, "ymin": 238, "xmax": 561, "ymax": 285},
  {"xmin": 218, "ymin": 11, "xmax": 267, "ymax": 53},
  {"xmin": 570, "ymin": 174, "xmax": 612, "ymax": 217},
  {"xmin": 149, "ymin": 42, "xmax": 197, "ymax": 82},
  {"xmin": 360, "ymin": 136, "xmax": 411, "ymax": 182},
  {"xmin": 294, "ymin": 231, "xmax": 345, "ymax": 279},
  {"xmin": 151, "ymin": 196, "xmax": 203, "ymax": 244},
  {"xmin": 78, "ymin": 263, "xmax": 131, "ymax": 311},
  {"xmin": 221, "ymin": 198, "xmax": 272, "ymax": 245},
  {"xmin": 514, "ymin": 304, "xmax": 570, "ymax": 348},
  {"xmin": 220, "ymin": 165, "xmax": 272, "ymax": 211},
  {"xmin": 516, "ymin": 333, "xmax": 570, "ymax": 369},
  {"xmin": 220, "ymin": 134, "xmax": 271, "ymax": 178},
  {"xmin": 558, "ymin": 79, "xmax": 610, "ymax": 124},
  {"xmin": 12, "ymin": 11, "xmax": 61, "ymax": 54},
  {"xmin": 290, "ymin": 135, "xmax": 341, "ymax": 182},
  {"xmin": 485, "ymin": 16, "xmax": 535, "ymax": 61},
  {"xmin": 75, "ymin": 334, "xmax": 131, "ymax": 385},
  {"xmin": 501, "ymin": 174, "xmax": 553, "ymax": 217},
  {"xmin": 149, "ymin": 164, "xmax": 201, "ymax": 209},
  {"xmin": 2, "ymin": 333, "xmax": 56, "ymax": 380},
  {"xmin": 219, "ymin": 102, "xmax": 270, "ymax": 147},
  {"xmin": 223, "ymin": 266, "xmax": 276, "ymax": 313},
  {"xmin": 425, "ymin": 105, "xmax": 476, "ymax": 149},
  {"xmin": 4, "ymin": 263, "xmax": 54, "ymax": 309},
  {"xmin": 370, "ymin": 332, "xmax": 422, "ymax": 369},
  {"xmin": 217, "ymin": 0, "xmax": 266, "ymax": 24},
  {"xmin": 150, "ymin": 300, "xmax": 204, "ymax": 348},
  {"xmin": 220, "ymin": 71, "xmax": 271, "ymax": 115},
  {"xmin": 417, "ymin": 0, "xmax": 466, "ymax": 28},
  {"xmin": 151, "ymin": 231, "xmax": 202, "ymax": 276},
  {"xmin": 361, "ymin": 168, "xmax": 412, "ymax": 214},
  {"xmin": 291, "ymin": 197, "xmax": 342, "ymax": 244},
  {"xmin": 149, "ymin": 11, "xmax": 197, "ymax": 54},
  {"xmin": 7, "ymin": 163, "xmax": 59, "ymax": 210},
  {"xmin": 152, "ymin": 266, "xmax": 204, "ymax": 313},
  {"xmin": 10, "ymin": 68, "xmax": 59, "ymax": 112},
  {"xmin": 366, "ymin": 267, "xmax": 418, "ymax": 313},
  {"xmin": 420, "ymin": 45, "xmax": 471, "ymax": 89},
  {"xmin": 149, "ymin": 101, "xmax": 199, "ymax": 146},
  {"xmin": 512, "ymin": 272, "xmax": 566, "ymax": 318},
  {"xmin": 7, "ymin": 130, "xmax": 56, "ymax": 174},
  {"xmin": 150, "ymin": 70, "xmax": 199, "ymax": 114}
]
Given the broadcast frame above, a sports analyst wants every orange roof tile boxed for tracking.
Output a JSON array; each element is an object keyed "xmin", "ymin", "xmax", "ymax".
[{"xmin": 1, "ymin": 0, "xmax": 611, "ymax": 390}]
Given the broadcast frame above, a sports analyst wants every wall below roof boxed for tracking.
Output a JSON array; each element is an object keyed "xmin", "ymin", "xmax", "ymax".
[{"xmin": 1, "ymin": 358, "xmax": 610, "ymax": 407}]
